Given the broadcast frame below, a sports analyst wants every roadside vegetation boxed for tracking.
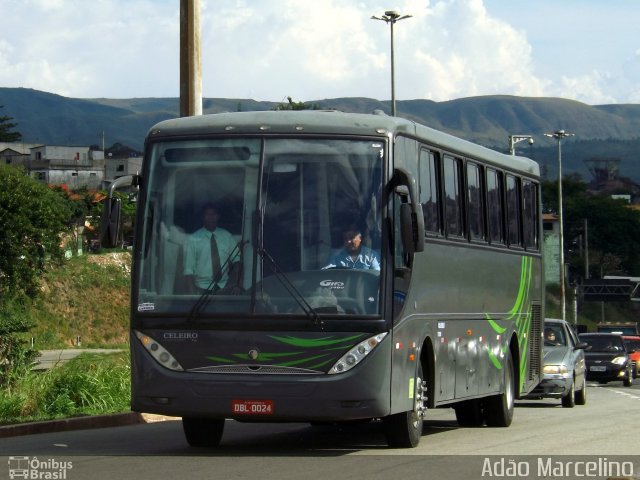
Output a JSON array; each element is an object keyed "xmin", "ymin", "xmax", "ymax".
[{"xmin": 0, "ymin": 351, "xmax": 130, "ymax": 425}]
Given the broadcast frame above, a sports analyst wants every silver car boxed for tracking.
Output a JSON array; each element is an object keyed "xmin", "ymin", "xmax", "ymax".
[{"xmin": 526, "ymin": 318, "xmax": 588, "ymax": 407}]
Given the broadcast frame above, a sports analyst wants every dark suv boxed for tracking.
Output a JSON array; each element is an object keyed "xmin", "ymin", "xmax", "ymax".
[{"xmin": 578, "ymin": 333, "xmax": 633, "ymax": 387}]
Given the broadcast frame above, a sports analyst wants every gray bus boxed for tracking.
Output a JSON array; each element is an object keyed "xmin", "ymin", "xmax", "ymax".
[{"xmin": 102, "ymin": 110, "xmax": 543, "ymax": 448}]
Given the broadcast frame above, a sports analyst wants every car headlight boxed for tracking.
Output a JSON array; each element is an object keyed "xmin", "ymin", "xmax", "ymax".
[
  {"xmin": 543, "ymin": 364, "xmax": 568, "ymax": 375},
  {"xmin": 328, "ymin": 333, "xmax": 388, "ymax": 374},
  {"xmin": 612, "ymin": 356, "xmax": 628, "ymax": 366}
]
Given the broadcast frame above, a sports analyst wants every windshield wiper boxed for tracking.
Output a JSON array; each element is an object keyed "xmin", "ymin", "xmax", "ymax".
[
  {"xmin": 256, "ymin": 246, "xmax": 323, "ymax": 328},
  {"xmin": 187, "ymin": 240, "xmax": 246, "ymax": 320}
]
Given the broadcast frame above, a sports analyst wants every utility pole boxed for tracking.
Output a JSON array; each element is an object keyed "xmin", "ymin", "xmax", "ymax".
[{"xmin": 180, "ymin": 0, "xmax": 202, "ymax": 117}]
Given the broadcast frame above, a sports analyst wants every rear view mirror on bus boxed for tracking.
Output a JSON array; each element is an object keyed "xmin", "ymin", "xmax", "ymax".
[
  {"xmin": 100, "ymin": 196, "xmax": 122, "ymax": 248},
  {"xmin": 394, "ymin": 169, "xmax": 425, "ymax": 254}
]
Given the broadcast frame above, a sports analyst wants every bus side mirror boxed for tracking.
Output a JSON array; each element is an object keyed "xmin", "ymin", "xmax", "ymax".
[
  {"xmin": 100, "ymin": 196, "xmax": 122, "ymax": 248},
  {"xmin": 99, "ymin": 174, "xmax": 139, "ymax": 249},
  {"xmin": 394, "ymin": 169, "xmax": 425, "ymax": 254}
]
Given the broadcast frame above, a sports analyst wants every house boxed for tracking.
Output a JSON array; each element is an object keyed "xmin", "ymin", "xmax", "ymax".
[
  {"xmin": 104, "ymin": 155, "xmax": 143, "ymax": 187},
  {"xmin": 27, "ymin": 145, "xmax": 105, "ymax": 189},
  {"xmin": 0, "ymin": 142, "xmax": 41, "ymax": 165}
]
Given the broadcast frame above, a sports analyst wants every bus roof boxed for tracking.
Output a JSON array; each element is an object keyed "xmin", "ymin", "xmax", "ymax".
[{"xmin": 147, "ymin": 110, "xmax": 539, "ymax": 176}]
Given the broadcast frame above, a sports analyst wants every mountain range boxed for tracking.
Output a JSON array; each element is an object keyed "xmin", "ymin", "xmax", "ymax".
[{"xmin": 2, "ymin": 87, "xmax": 640, "ymax": 183}]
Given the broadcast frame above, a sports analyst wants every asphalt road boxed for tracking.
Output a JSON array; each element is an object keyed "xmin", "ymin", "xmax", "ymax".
[{"xmin": 1, "ymin": 382, "xmax": 639, "ymax": 480}]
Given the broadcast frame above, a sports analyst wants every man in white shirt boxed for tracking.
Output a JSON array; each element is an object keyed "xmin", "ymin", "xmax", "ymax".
[{"xmin": 184, "ymin": 203, "xmax": 241, "ymax": 292}]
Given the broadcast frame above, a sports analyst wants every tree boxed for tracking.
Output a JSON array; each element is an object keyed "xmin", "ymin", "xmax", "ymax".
[
  {"xmin": 274, "ymin": 96, "xmax": 321, "ymax": 111},
  {"xmin": 0, "ymin": 105, "xmax": 22, "ymax": 142},
  {"xmin": 0, "ymin": 164, "xmax": 71, "ymax": 296},
  {"xmin": 0, "ymin": 165, "xmax": 70, "ymax": 386},
  {"xmin": 544, "ymin": 177, "xmax": 640, "ymax": 280}
]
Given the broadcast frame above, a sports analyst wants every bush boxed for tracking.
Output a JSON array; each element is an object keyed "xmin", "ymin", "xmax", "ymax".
[
  {"xmin": 0, "ymin": 351, "xmax": 131, "ymax": 424},
  {"xmin": 0, "ymin": 164, "xmax": 71, "ymax": 297},
  {"xmin": 0, "ymin": 296, "xmax": 37, "ymax": 388}
]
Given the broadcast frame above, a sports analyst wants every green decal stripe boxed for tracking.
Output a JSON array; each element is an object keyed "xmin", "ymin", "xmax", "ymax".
[
  {"xmin": 269, "ymin": 334, "xmax": 365, "ymax": 348},
  {"xmin": 275, "ymin": 353, "xmax": 332, "ymax": 367},
  {"xmin": 308, "ymin": 359, "xmax": 335, "ymax": 370},
  {"xmin": 486, "ymin": 316, "xmax": 507, "ymax": 334},
  {"xmin": 206, "ymin": 356, "xmax": 235, "ymax": 363},
  {"xmin": 488, "ymin": 350, "xmax": 503, "ymax": 370},
  {"xmin": 230, "ymin": 351, "xmax": 304, "ymax": 361},
  {"xmin": 484, "ymin": 255, "xmax": 535, "ymax": 393}
]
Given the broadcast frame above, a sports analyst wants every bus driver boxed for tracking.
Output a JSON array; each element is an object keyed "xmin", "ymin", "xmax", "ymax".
[{"xmin": 323, "ymin": 225, "xmax": 380, "ymax": 271}]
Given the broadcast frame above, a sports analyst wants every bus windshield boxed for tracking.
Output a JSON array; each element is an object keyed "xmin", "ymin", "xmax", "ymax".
[{"xmin": 135, "ymin": 137, "xmax": 384, "ymax": 318}]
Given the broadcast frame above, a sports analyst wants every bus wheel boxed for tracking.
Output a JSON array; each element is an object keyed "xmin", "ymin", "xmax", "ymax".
[
  {"xmin": 384, "ymin": 363, "xmax": 426, "ymax": 448},
  {"xmin": 454, "ymin": 399, "xmax": 484, "ymax": 427},
  {"xmin": 182, "ymin": 417, "xmax": 225, "ymax": 447},
  {"xmin": 484, "ymin": 352, "xmax": 514, "ymax": 427}
]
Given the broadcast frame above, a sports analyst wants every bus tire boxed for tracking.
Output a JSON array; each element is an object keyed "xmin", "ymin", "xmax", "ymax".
[
  {"xmin": 454, "ymin": 399, "xmax": 484, "ymax": 427},
  {"xmin": 484, "ymin": 352, "xmax": 514, "ymax": 427},
  {"xmin": 384, "ymin": 363, "xmax": 425, "ymax": 448},
  {"xmin": 182, "ymin": 417, "xmax": 225, "ymax": 447}
]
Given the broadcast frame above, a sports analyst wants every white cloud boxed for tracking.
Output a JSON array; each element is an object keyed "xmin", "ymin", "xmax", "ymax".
[
  {"xmin": 555, "ymin": 72, "xmax": 617, "ymax": 105},
  {"xmin": 0, "ymin": 0, "xmax": 637, "ymax": 104}
]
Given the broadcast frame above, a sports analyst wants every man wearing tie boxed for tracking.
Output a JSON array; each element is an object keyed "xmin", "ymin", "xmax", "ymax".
[{"xmin": 184, "ymin": 203, "xmax": 241, "ymax": 293}]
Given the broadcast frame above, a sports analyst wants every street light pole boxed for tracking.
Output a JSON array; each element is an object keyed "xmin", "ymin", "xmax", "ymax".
[
  {"xmin": 544, "ymin": 129, "xmax": 575, "ymax": 321},
  {"xmin": 371, "ymin": 10, "xmax": 411, "ymax": 116},
  {"xmin": 508, "ymin": 134, "xmax": 534, "ymax": 155}
]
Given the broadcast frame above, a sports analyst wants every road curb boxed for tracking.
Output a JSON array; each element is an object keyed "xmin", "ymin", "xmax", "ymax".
[{"xmin": 0, "ymin": 413, "xmax": 179, "ymax": 439}]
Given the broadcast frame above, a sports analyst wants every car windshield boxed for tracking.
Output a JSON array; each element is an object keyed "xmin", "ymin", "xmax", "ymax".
[
  {"xmin": 580, "ymin": 335, "xmax": 625, "ymax": 353},
  {"xmin": 623, "ymin": 338, "xmax": 640, "ymax": 352}
]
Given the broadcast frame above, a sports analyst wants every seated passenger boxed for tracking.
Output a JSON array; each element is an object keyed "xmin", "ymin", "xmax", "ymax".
[
  {"xmin": 544, "ymin": 328, "xmax": 560, "ymax": 346},
  {"xmin": 323, "ymin": 226, "xmax": 380, "ymax": 271}
]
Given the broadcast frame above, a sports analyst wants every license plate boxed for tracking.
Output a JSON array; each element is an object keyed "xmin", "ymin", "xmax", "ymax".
[
  {"xmin": 590, "ymin": 366, "xmax": 607, "ymax": 372},
  {"xmin": 232, "ymin": 399, "xmax": 274, "ymax": 415}
]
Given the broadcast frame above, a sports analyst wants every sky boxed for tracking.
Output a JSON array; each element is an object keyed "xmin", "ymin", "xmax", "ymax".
[{"xmin": 1, "ymin": 0, "xmax": 639, "ymax": 105}]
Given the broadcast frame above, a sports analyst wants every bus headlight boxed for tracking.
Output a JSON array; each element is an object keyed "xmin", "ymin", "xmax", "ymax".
[
  {"xmin": 135, "ymin": 330, "xmax": 184, "ymax": 371},
  {"xmin": 328, "ymin": 333, "xmax": 387, "ymax": 375}
]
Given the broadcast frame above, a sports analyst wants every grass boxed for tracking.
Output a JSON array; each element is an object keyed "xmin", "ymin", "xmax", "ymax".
[
  {"xmin": 0, "ymin": 351, "xmax": 130, "ymax": 425},
  {"xmin": 0, "ymin": 252, "xmax": 132, "ymax": 425},
  {"xmin": 29, "ymin": 252, "xmax": 131, "ymax": 349}
]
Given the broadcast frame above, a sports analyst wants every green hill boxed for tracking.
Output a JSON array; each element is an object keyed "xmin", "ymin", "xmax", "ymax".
[{"xmin": 1, "ymin": 87, "xmax": 640, "ymax": 182}]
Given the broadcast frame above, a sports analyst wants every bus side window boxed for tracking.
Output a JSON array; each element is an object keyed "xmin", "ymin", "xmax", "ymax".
[
  {"xmin": 443, "ymin": 155, "xmax": 464, "ymax": 238},
  {"xmin": 466, "ymin": 162, "xmax": 485, "ymax": 241},
  {"xmin": 486, "ymin": 168, "xmax": 504, "ymax": 245},
  {"xmin": 522, "ymin": 180, "xmax": 539, "ymax": 250},
  {"xmin": 419, "ymin": 149, "xmax": 440, "ymax": 234},
  {"xmin": 506, "ymin": 174, "xmax": 522, "ymax": 247}
]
